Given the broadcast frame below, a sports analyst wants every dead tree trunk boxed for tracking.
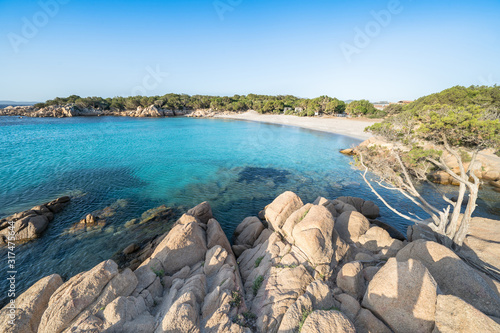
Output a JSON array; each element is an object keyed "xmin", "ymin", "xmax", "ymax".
[{"xmin": 359, "ymin": 140, "xmax": 480, "ymax": 249}]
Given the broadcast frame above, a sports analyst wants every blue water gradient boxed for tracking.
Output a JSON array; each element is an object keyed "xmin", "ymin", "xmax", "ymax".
[{"xmin": 0, "ymin": 116, "xmax": 499, "ymax": 303}]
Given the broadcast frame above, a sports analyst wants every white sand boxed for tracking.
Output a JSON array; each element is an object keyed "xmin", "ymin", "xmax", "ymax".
[{"xmin": 215, "ymin": 111, "xmax": 378, "ymax": 141}]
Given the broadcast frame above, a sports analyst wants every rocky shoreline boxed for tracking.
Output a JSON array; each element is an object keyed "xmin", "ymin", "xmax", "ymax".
[
  {"xmin": 0, "ymin": 104, "xmax": 232, "ymax": 119},
  {"xmin": 1, "ymin": 191, "xmax": 500, "ymax": 332}
]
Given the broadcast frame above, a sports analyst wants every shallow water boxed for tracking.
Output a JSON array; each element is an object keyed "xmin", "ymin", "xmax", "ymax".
[{"xmin": 0, "ymin": 116, "xmax": 499, "ymax": 303}]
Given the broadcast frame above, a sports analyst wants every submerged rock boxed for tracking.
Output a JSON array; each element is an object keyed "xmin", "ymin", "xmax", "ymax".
[{"xmin": 0, "ymin": 196, "xmax": 70, "ymax": 245}]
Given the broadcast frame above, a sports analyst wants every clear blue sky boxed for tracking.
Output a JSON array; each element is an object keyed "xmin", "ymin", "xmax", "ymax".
[{"xmin": 0, "ymin": 0, "xmax": 499, "ymax": 102}]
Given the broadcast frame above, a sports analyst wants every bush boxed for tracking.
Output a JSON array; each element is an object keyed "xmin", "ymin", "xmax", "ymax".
[
  {"xmin": 230, "ymin": 291, "xmax": 242, "ymax": 307},
  {"xmin": 367, "ymin": 110, "xmax": 387, "ymax": 118},
  {"xmin": 346, "ymin": 100, "xmax": 377, "ymax": 116},
  {"xmin": 252, "ymin": 275, "xmax": 264, "ymax": 296},
  {"xmin": 384, "ymin": 104, "xmax": 404, "ymax": 114},
  {"xmin": 298, "ymin": 309, "xmax": 312, "ymax": 331},
  {"xmin": 254, "ymin": 256, "xmax": 264, "ymax": 268}
]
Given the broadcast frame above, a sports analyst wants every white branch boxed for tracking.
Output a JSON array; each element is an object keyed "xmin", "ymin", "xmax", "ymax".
[{"xmin": 359, "ymin": 154, "xmax": 423, "ymax": 224}]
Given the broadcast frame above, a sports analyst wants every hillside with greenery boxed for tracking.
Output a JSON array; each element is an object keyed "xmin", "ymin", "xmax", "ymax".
[
  {"xmin": 362, "ymin": 85, "xmax": 500, "ymax": 249},
  {"xmin": 32, "ymin": 94, "xmax": 343, "ymax": 116},
  {"xmin": 32, "ymin": 94, "xmax": 391, "ymax": 117},
  {"xmin": 395, "ymin": 85, "xmax": 500, "ymax": 115},
  {"xmin": 368, "ymin": 85, "xmax": 500, "ymax": 149}
]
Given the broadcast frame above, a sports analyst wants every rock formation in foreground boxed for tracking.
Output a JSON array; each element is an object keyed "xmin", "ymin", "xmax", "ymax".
[{"xmin": 2, "ymin": 191, "xmax": 500, "ymax": 332}]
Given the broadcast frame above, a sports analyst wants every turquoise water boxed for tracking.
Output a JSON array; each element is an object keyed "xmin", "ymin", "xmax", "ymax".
[{"xmin": 1, "ymin": 116, "xmax": 499, "ymax": 303}]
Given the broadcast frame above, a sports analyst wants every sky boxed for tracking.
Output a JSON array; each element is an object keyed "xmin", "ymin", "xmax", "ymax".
[{"xmin": 0, "ymin": 0, "xmax": 499, "ymax": 102}]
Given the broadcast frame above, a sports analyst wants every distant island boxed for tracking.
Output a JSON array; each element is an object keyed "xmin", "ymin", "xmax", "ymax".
[{"xmin": 0, "ymin": 101, "xmax": 38, "ymax": 109}]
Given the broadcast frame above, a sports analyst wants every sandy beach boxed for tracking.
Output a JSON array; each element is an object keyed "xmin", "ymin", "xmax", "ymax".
[{"xmin": 215, "ymin": 110, "xmax": 379, "ymax": 140}]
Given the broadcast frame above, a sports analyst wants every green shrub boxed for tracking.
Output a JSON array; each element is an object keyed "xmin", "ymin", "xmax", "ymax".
[
  {"xmin": 230, "ymin": 291, "xmax": 242, "ymax": 307},
  {"xmin": 243, "ymin": 311, "xmax": 257, "ymax": 320},
  {"xmin": 252, "ymin": 275, "xmax": 264, "ymax": 296},
  {"xmin": 255, "ymin": 256, "xmax": 264, "ymax": 268},
  {"xmin": 151, "ymin": 267, "xmax": 165, "ymax": 277},
  {"xmin": 298, "ymin": 309, "xmax": 312, "ymax": 331},
  {"xmin": 299, "ymin": 208, "xmax": 310, "ymax": 222}
]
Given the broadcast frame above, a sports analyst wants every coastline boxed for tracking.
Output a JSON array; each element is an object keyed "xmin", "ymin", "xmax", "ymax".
[
  {"xmin": 215, "ymin": 110, "xmax": 379, "ymax": 140},
  {"xmin": 1, "ymin": 105, "xmax": 378, "ymax": 141}
]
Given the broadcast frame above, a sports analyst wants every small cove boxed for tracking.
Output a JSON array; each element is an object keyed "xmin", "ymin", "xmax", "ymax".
[{"xmin": 1, "ymin": 116, "xmax": 499, "ymax": 304}]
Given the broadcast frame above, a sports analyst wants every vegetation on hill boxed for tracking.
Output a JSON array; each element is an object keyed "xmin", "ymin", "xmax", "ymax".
[
  {"xmin": 360, "ymin": 85, "xmax": 500, "ymax": 249},
  {"xmin": 345, "ymin": 99, "xmax": 387, "ymax": 118},
  {"xmin": 32, "ymin": 94, "xmax": 397, "ymax": 117},
  {"xmin": 388, "ymin": 85, "xmax": 500, "ymax": 115}
]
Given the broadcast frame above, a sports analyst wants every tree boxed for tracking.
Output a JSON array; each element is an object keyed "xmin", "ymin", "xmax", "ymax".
[
  {"xmin": 361, "ymin": 105, "xmax": 500, "ymax": 249},
  {"xmin": 325, "ymin": 98, "xmax": 346, "ymax": 114},
  {"xmin": 307, "ymin": 100, "xmax": 320, "ymax": 113},
  {"xmin": 346, "ymin": 100, "xmax": 377, "ymax": 116},
  {"xmin": 262, "ymin": 101, "xmax": 275, "ymax": 113},
  {"xmin": 384, "ymin": 103, "xmax": 403, "ymax": 115}
]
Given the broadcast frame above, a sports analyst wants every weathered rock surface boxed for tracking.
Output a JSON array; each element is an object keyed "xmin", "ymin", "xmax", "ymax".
[
  {"xmin": 291, "ymin": 205, "xmax": 336, "ymax": 265},
  {"xmin": 362, "ymin": 258, "xmax": 438, "ymax": 333},
  {"xmin": 336, "ymin": 196, "xmax": 380, "ymax": 219},
  {"xmin": 434, "ymin": 294, "xmax": 500, "ymax": 333},
  {"xmin": 133, "ymin": 105, "xmax": 165, "ymax": 117},
  {"xmin": 335, "ymin": 211, "xmax": 370, "ymax": 243},
  {"xmin": 300, "ymin": 310, "xmax": 356, "ymax": 333},
  {"xmin": 396, "ymin": 239, "xmax": 500, "ymax": 317},
  {"xmin": 335, "ymin": 293, "xmax": 360, "ymax": 321},
  {"xmin": 137, "ymin": 219, "xmax": 207, "ymax": 276},
  {"xmin": 38, "ymin": 260, "xmax": 124, "ymax": 333},
  {"xmin": 264, "ymin": 191, "xmax": 303, "ymax": 231},
  {"xmin": 354, "ymin": 308, "xmax": 391, "ymax": 333},
  {"xmin": 5, "ymin": 191, "xmax": 500, "ymax": 333},
  {"xmin": 336, "ymin": 261, "xmax": 365, "ymax": 300},
  {"xmin": 0, "ymin": 274, "xmax": 63, "ymax": 333},
  {"xmin": 460, "ymin": 217, "xmax": 500, "ymax": 276},
  {"xmin": 233, "ymin": 216, "xmax": 265, "ymax": 249},
  {"xmin": 358, "ymin": 226, "xmax": 404, "ymax": 258}
]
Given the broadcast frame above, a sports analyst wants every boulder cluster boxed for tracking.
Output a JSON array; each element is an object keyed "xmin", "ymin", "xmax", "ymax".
[
  {"xmin": 0, "ymin": 104, "xmax": 236, "ymax": 119},
  {"xmin": 2, "ymin": 191, "xmax": 500, "ymax": 332},
  {"xmin": 127, "ymin": 105, "xmax": 188, "ymax": 118},
  {"xmin": 0, "ymin": 104, "xmax": 192, "ymax": 118},
  {"xmin": 0, "ymin": 196, "xmax": 70, "ymax": 246}
]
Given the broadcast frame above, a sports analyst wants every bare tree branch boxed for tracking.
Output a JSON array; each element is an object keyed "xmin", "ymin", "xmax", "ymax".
[
  {"xmin": 394, "ymin": 152, "xmax": 442, "ymax": 215},
  {"xmin": 359, "ymin": 153, "xmax": 423, "ymax": 224}
]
